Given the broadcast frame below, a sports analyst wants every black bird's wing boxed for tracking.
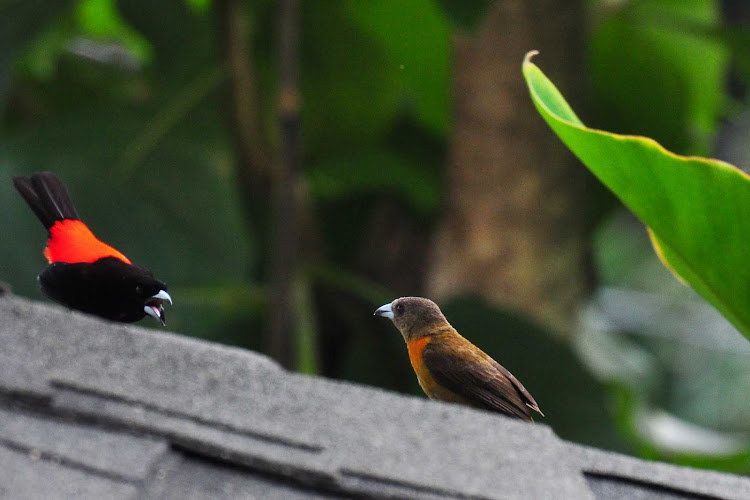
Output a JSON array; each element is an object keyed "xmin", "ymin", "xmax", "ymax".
[
  {"xmin": 38, "ymin": 257, "xmax": 164, "ymax": 323},
  {"xmin": 422, "ymin": 338, "xmax": 541, "ymax": 420}
]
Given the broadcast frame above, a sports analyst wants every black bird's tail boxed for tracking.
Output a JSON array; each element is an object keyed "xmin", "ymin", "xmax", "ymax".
[{"xmin": 13, "ymin": 172, "xmax": 80, "ymax": 230}]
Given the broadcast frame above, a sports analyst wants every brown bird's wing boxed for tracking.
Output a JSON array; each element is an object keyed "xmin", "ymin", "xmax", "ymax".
[{"xmin": 422, "ymin": 338, "xmax": 541, "ymax": 420}]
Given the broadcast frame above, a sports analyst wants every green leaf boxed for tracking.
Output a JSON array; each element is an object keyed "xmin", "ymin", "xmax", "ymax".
[
  {"xmin": 0, "ymin": 0, "xmax": 74, "ymax": 62},
  {"xmin": 0, "ymin": 0, "xmax": 75, "ymax": 102},
  {"xmin": 588, "ymin": 0, "xmax": 728, "ymax": 155},
  {"xmin": 434, "ymin": 0, "xmax": 491, "ymax": 32},
  {"xmin": 293, "ymin": 271, "xmax": 319, "ymax": 375},
  {"xmin": 300, "ymin": 2, "xmax": 402, "ymax": 157},
  {"xmin": 116, "ymin": 0, "xmax": 212, "ymax": 71},
  {"xmin": 307, "ymin": 150, "xmax": 441, "ymax": 215},
  {"xmin": 345, "ymin": 0, "xmax": 450, "ymax": 133},
  {"xmin": 523, "ymin": 51, "xmax": 750, "ymax": 341},
  {"xmin": 76, "ymin": 0, "xmax": 152, "ymax": 63},
  {"xmin": 184, "ymin": 0, "xmax": 212, "ymax": 14}
]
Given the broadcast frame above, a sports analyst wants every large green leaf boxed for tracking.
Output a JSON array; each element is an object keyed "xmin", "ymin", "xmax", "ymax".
[
  {"xmin": 0, "ymin": 0, "xmax": 75, "ymax": 104},
  {"xmin": 345, "ymin": 0, "xmax": 450, "ymax": 134},
  {"xmin": 300, "ymin": 2, "xmax": 402, "ymax": 158},
  {"xmin": 434, "ymin": 0, "xmax": 491, "ymax": 32},
  {"xmin": 307, "ymin": 150, "xmax": 440, "ymax": 215},
  {"xmin": 589, "ymin": 0, "xmax": 728, "ymax": 155},
  {"xmin": 523, "ymin": 51, "xmax": 750, "ymax": 341}
]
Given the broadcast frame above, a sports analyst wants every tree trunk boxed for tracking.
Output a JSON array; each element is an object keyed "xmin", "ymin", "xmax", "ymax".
[
  {"xmin": 266, "ymin": 0, "xmax": 303, "ymax": 368},
  {"xmin": 428, "ymin": 0, "xmax": 592, "ymax": 336}
]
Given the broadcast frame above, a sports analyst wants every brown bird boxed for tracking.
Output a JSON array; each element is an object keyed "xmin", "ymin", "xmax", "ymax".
[{"xmin": 375, "ymin": 297, "xmax": 543, "ymax": 421}]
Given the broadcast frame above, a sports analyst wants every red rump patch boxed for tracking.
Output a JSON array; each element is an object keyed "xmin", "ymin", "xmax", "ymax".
[{"xmin": 44, "ymin": 220, "xmax": 131, "ymax": 265}]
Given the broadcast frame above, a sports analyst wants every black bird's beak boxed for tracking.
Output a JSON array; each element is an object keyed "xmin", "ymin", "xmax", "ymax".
[
  {"xmin": 144, "ymin": 290, "xmax": 172, "ymax": 326},
  {"xmin": 152, "ymin": 289, "xmax": 173, "ymax": 305},
  {"xmin": 144, "ymin": 303, "xmax": 166, "ymax": 326}
]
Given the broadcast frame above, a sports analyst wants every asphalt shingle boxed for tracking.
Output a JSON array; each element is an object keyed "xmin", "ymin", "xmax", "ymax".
[
  {"xmin": 154, "ymin": 453, "xmax": 342, "ymax": 500},
  {"xmin": 0, "ymin": 406, "xmax": 168, "ymax": 481},
  {"xmin": 586, "ymin": 475, "xmax": 710, "ymax": 500},
  {"xmin": 1, "ymin": 294, "xmax": 749, "ymax": 500},
  {"xmin": 570, "ymin": 444, "xmax": 750, "ymax": 500},
  {"xmin": 0, "ymin": 444, "xmax": 139, "ymax": 500},
  {"xmin": 0, "ymin": 352, "xmax": 52, "ymax": 404}
]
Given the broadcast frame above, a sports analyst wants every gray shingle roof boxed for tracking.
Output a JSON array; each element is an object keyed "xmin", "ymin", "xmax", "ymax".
[{"xmin": 1, "ymin": 294, "xmax": 749, "ymax": 499}]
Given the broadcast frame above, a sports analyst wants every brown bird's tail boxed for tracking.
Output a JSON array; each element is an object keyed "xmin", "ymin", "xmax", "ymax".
[{"xmin": 528, "ymin": 402, "xmax": 544, "ymax": 418}]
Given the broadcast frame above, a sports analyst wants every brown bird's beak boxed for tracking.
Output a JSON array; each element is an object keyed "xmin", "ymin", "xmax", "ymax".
[{"xmin": 374, "ymin": 303, "xmax": 394, "ymax": 319}]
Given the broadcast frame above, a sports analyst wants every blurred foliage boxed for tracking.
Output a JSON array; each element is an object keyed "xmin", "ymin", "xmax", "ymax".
[
  {"xmin": 2, "ymin": 0, "xmax": 750, "ymax": 475},
  {"xmin": 434, "ymin": 0, "xmax": 492, "ymax": 31},
  {"xmin": 525, "ymin": 53, "xmax": 750, "ymax": 342},
  {"xmin": 588, "ymin": 0, "xmax": 728, "ymax": 155}
]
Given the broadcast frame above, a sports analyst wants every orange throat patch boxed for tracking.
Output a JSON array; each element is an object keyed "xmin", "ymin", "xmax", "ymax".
[
  {"xmin": 407, "ymin": 336, "xmax": 437, "ymax": 395},
  {"xmin": 407, "ymin": 336, "xmax": 430, "ymax": 371}
]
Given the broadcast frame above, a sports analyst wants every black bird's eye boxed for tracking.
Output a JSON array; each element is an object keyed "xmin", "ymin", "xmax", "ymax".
[
  {"xmin": 135, "ymin": 285, "xmax": 143, "ymax": 294},
  {"xmin": 395, "ymin": 303, "xmax": 404, "ymax": 314}
]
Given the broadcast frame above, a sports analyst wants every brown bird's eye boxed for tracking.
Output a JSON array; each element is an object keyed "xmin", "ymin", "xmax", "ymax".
[{"xmin": 395, "ymin": 303, "xmax": 404, "ymax": 314}]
